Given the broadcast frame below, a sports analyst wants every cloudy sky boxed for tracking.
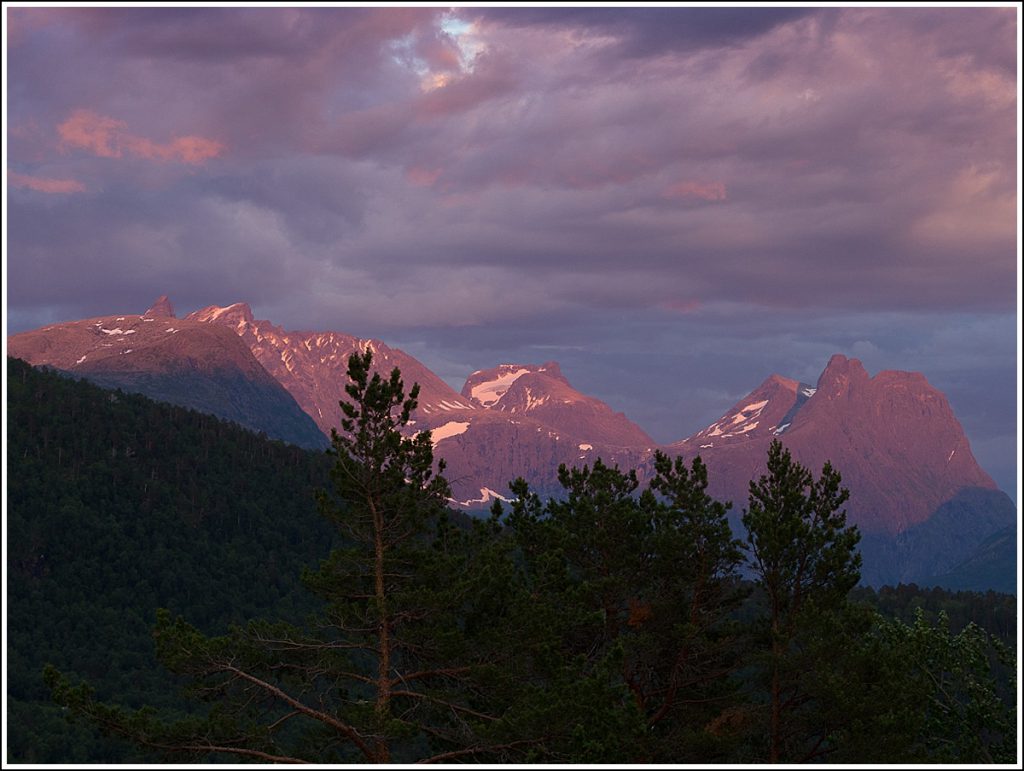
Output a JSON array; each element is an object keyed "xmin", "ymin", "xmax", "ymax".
[{"xmin": 5, "ymin": 5, "xmax": 1020, "ymax": 497}]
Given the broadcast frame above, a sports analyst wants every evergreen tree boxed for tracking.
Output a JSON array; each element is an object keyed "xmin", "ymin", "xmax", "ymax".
[
  {"xmin": 804, "ymin": 605, "xmax": 1017, "ymax": 764},
  {"xmin": 741, "ymin": 439, "xmax": 862, "ymax": 762},
  {"xmin": 876, "ymin": 609, "xmax": 1016, "ymax": 762},
  {"xmin": 642, "ymin": 451, "xmax": 747, "ymax": 759},
  {"xmin": 306, "ymin": 348, "xmax": 452, "ymax": 762},
  {"xmin": 500, "ymin": 463, "xmax": 649, "ymax": 761},
  {"xmin": 503, "ymin": 453, "xmax": 747, "ymax": 761}
]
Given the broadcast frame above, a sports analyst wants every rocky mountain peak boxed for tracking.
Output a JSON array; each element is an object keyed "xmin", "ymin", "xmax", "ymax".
[
  {"xmin": 766, "ymin": 373, "xmax": 799, "ymax": 392},
  {"xmin": 460, "ymin": 362, "xmax": 578, "ymax": 407},
  {"xmin": 143, "ymin": 295, "xmax": 175, "ymax": 318},
  {"xmin": 185, "ymin": 302, "xmax": 255, "ymax": 328},
  {"xmin": 458, "ymin": 361, "xmax": 653, "ymax": 447},
  {"xmin": 182, "ymin": 301, "xmax": 474, "ymax": 434},
  {"xmin": 816, "ymin": 354, "xmax": 870, "ymax": 398},
  {"xmin": 537, "ymin": 361, "xmax": 565, "ymax": 379},
  {"xmin": 678, "ymin": 371, "xmax": 814, "ymax": 448},
  {"xmin": 462, "ymin": 364, "xmax": 535, "ymax": 407}
]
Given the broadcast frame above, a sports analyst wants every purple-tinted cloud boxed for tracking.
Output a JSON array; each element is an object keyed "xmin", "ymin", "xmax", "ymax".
[
  {"xmin": 5, "ymin": 6, "xmax": 1018, "ymax": 498},
  {"xmin": 57, "ymin": 109, "xmax": 224, "ymax": 163},
  {"xmin": 466, "ymin": 7, "xmax": 819, "ymax": 57},
  {"xmin": 8, "ymin": 6, "xmax": 1016, "ymax": 318},
  {"xmin": 8, "ymin": 170, "xmax": 86, "ymax": 194}
]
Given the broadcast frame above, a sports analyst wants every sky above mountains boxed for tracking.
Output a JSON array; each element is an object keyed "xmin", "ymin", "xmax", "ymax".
[{"xmin": 5, "ymin": 5, "xmax": 1020, "ymax": 498}]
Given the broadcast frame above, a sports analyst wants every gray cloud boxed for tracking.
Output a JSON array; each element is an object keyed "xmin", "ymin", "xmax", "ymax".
[
  {"xmin": 6, "ymin": 6, "xmax": 1018, "ymax": 498},
  {"xmin": 468, "ymin": 7, "xmax": 820, "ymax": 57}
]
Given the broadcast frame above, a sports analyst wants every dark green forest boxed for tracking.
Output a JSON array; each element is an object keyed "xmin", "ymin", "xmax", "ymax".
[
  {"xmin": 7, "ymin": 357, "xmax": 336, "ymax": 762},
  {"xmin": 6, "ymin": 356, "xmax": 1018, "ymax": 763}
]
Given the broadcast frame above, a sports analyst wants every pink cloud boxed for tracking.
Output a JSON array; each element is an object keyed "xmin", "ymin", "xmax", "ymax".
[
  {"xmin": 662, "ymin": 179, "xmax": 728, "ymax": 202},
  {"xmin": 8, "ymin": 170, "xmax": 86, "ymax": 194},
  {"xmin": 406, "ymin": 165, "xmax": 443, "ymax": 187},
  {"xmin": 415, "ymin": 62, "xmax": 515, "ymax": 118},
  {"xmin": 123, "ymin": 134, "xmax": 225, "ymax": 164},
  {"xmin": 57, "ymin": 109, "xmax": 224, "ymax": 164},
  {"xmin": 58, "ymin": 110, "xmax": 126, "ymax": 157}
]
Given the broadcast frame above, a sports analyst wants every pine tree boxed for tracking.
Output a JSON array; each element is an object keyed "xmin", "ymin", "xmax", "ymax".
[
  {"xmin": 642, "ymin": 451, "xmax": 747, "ymax": 759},
  {"xmin": 500, "ymin": 462, "xmax": 649, "ymax": 761},
  {"xmin": 884, "ymin": 609, "xmax": 1017, "ymax": 762},
  {"xmin": 46, "ymin": 351, "xmax": 533, "ymax": 763},
  {"xmin": 741, "ymin": 438, "xmax": 861, "ymax": 762},
  {"xmin": 503, "ymin": 453, "xmax": 746, "ymax": 761}
]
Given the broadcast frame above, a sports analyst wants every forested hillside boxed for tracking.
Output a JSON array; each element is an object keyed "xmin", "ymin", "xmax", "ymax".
[
  {"xmin": 7, "ymin": 358, "xmax": 335, "ymax": 762},
  {"xmin": 6, "ymin": 357, "xmax": 1017, "ymax": 763}
]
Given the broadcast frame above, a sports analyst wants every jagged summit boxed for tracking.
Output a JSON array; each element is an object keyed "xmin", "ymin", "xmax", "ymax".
[
  {"xmin": 6, "ymin": 309, "xmax": 326, "ymax": 449},
  {"xmin": 814, "ymin": 353, "xmax": 871, "ymax": 399},
  {"xmin": 461, "ymin": 362, "xmax": 654, "ymax": 447},
  {"xmin": 9, "ymin": 294, "xmax": 1005, "ymax": 564},
  {"xmin": 766, "ymin": 373, "xmax": 800, "ymax": 392},
  {"xmin": 677, "ymin": 372, "xmax": 814, "ymax": 448},
  {"xmin": 143, "ymin": 295, "xmax": 175, "ymax": 318},
  {"xmin": 670, "ymin": 354, "xmax": 996, "ymax": 537},
  {"xmin": 186, "ymin": 302, "xmax": 474, "ymax": 432},
  {"xmin": 185, "ymin": 302, "xmax": 255, "ymax": 327},
  {"xmin": 462, "ymin": 363, "xmax": 566, "ymax": 407}
]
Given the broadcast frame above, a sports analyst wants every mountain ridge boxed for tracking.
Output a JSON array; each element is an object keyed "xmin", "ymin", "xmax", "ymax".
[
  {"xmin": 184, "ymin": 302, "xmax": 477, "ymax": 434},
  {"xmin": 7, "ymin": 310, "xmax": 328, "ymax": 449},
  {"xmin": 7, "ymin": 296, "xmax": 1014, "ymax": 589}
]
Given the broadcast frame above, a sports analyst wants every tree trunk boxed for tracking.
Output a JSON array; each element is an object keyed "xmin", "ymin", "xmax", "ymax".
[
  {"xmin": 372, "ymin": 499, "xmax": 391, "ymax": 763},
  {"xmin": 770, "ymin": 623, "xmax": 782, "ymax": 763}
]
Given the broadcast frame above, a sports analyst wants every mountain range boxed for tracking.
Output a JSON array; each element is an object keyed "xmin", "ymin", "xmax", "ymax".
[{"xmin": 8, "ymin": 296, "xmax": 1016, "ymax": 589}]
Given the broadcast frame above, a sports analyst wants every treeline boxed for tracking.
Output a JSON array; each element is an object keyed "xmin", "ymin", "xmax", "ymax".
[
  {"xmin": 8, "ymin": 356, "xmax": 1017, "ymax": 763},
  {"xmin": 851, "ymin": 583, "xmax": 1016, "ymax": 647}
]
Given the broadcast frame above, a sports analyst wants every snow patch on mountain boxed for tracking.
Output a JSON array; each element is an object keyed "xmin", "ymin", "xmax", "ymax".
[
  {"xmin": 524, "ymin": 388, "xmax": 549, "ymax": 411},
  {"xmin": 210, "ymin": 303, "xmax": 248, "ymax": 321},
  {"xmin": 429, "ymin": 421, "xmax": 470, "ymax": 447},
  {"xmin": 453, "ymin": 487, "xmax": 512, "ymax": 507},
  {"xmin": 470, "ymin": 367, "xmax": 530, "ymax": 406},
  {"xmin": 697, "ymin": 398, "xmax": 769, "ymax": 440},
  {"xmin": 186, "ymin": 303, "xmax": 254, "ymax": 328}
]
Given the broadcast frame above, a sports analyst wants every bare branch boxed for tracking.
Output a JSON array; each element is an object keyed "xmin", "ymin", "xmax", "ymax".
[
  {"xmin": 267, "ymin": 710, "xmax": 303, "ymax": 732},
  {"xmin": 221, "ymin": 664, "xmax": 375, "ymax": 760},
  {"xmin": 390, "ymin": 689, "xmax": 499, "ymax": 723},
  {"xmin": 388, "ymin": 666, "xmax": 474, "ymax": 687},
  {"xmin": 166, "ymin": 742, "xmax": 313, "ymax": 764},
  {"xmin": 418, "ymin": 739, "xmax": 539, "ymax": 763}
]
